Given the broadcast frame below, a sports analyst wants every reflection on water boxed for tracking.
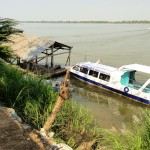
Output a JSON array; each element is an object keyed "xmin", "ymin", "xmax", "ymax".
[{"xmin": 70, "ymin": 77, "xmax": 147, "ymax": 129}]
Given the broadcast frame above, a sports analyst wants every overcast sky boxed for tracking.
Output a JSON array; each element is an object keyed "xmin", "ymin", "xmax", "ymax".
[{"xmin": 1, "ymin": 0, "xmax": 150, "ymax": 21}]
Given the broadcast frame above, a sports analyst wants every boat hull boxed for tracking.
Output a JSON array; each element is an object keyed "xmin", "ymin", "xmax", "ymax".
[{"xmin": 71, "ymin": 72, "xmax": 150, "ymax": 105}]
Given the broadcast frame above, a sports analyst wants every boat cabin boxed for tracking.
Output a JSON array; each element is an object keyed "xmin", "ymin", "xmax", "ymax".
[
  {"xmin": 72, "ymin": 62, "xmax": 116, "ymax": 82},
  {"xmin": 72, "ymin": 63, "xmax": 150, "ymax": 93},
  {"xmin": 119, "ymin": 64, "xmax": 150, "ymax": 93}
]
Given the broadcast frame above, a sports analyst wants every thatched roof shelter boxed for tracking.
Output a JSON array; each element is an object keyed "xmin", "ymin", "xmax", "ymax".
[{"xmin": 8, "ymin": 34, "xmax": 72, "ymax": 77}]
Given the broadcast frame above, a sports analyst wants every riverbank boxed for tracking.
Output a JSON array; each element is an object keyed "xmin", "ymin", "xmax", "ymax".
[{"xmin": 0, "ymin": 106, "xmax": 75, "ymax": 150}]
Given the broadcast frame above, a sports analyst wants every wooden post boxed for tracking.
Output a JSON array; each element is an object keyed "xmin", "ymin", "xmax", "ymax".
[
  {"xmin": 65, "ymin": 52, "xmax": 69, "ymax": 66},
  {"xmin": 35, "ymin": 56, "xmax": 38, "ymax": 64},
  {"xmin": 65, "ymin": 50, "xmax": 71, "ymax": 66},
  {"xmin": 26, "ymin": 62, "xmax": 29, "ymax": 74},
  {"xmin": 43, "ymin": 68, "xmax": 70, "ymax": 133},
  {"xmin": 45, "ymin": 49, "xmax": 48, "ymax": 68},
  {"xmin": 51, "ymin": 45, "xmax": 54, "ymax": 68},
  {"xmin": 69, "ymin": 50, "xmax": 71, "ymax": 66}
]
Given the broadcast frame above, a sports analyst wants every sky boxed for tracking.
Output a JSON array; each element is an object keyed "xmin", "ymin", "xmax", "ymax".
[{"xmin": 0, "ymin": 0, "xmax": 150, "ymax": 21}]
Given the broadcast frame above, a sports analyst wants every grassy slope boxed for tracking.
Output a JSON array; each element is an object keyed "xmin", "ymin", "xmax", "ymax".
[{"xmin": 0, "ymin": 60, "xmax": 101, "ymax": 149}]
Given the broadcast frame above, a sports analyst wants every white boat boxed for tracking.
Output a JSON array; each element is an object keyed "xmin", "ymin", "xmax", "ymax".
[{"xmin": 70, "ymin": 60, "xmax": 150, "ymax": 104}]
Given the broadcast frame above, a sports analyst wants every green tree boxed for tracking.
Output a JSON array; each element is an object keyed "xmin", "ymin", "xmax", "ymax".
[{"xmin": 0, "ymin": 18, "xmax": 22, "ymax": 61}]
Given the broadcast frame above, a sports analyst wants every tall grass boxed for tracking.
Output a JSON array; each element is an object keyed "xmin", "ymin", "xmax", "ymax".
[
  {"xmin": 53, "ymin": 101, "xmax": 102, "ymax": 148},
  {"xmin": 0, "ymin": 60, "xmax": 101, "ymax": 149}
]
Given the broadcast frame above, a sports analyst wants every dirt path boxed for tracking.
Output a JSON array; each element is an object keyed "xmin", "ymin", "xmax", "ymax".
[{"xmin": 0, "ymin": 107, "xmax": 39, "ymax": 150}]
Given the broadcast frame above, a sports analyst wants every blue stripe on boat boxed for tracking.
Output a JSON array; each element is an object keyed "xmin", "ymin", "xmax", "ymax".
[{"xmin": 71, "ymin": 72, "xmax": 150, "ymax": 104}]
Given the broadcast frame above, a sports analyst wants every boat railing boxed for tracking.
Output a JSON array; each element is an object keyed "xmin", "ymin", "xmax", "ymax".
[
  {"xmin": 128, "ymin": 79, "xmax": 142, "ymax": 89},
  {"xmin": 139, "ymin": 79, "xmax": 150, "ymax": 93},
  {"xmin": 129, "ymin": 79, "xmax": 150, "ymax": 93}
]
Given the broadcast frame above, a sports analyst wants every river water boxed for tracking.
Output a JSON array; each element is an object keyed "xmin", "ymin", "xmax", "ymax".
[{"xmin": 20, "ymin": 23, "xmax": 150, "ymax": 129}]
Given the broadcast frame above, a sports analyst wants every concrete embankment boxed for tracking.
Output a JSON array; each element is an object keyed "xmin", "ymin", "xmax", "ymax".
[{"xmin": 0, "ymin": 107, "xmax": 38, "ymax": 150}]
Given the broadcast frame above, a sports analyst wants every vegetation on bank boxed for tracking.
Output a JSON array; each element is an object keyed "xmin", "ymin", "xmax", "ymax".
[
  {"xmin": 101, "ymin": 109, "xmax": 150, "ymax": 150},
  {"xmin": 0, "ymin": 18, "xmax": 21, "ymax": 61},
  {"xmin": 20, "ymin": 20, "xmax": 150, "ymax": 24}
]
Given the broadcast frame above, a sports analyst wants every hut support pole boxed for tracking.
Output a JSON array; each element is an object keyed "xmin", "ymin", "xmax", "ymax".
[
  {"xmin": 42, "ymin": 68, "xmax": 70, "ymax": 133},
  {"xmin": 26, "ymin": 62, "xmax": 30, "ymax": 74},
  {"xmin": 69, "ymin": 50, "xmax": 71, "ymax": 66},
  {"xmin": 51, "ymin": 45, "xmax": 54, "ymax": 68},
  {"xmin": 65, "ymin": 49, "xmax": 71, "ymax": 66},
  {"xmin": 45, "ymin": 49, "xmax": 48, "ymax": 68},
  {"xmin": 35, "ymin": 56, "xmax": 38, "ymax": 64}
]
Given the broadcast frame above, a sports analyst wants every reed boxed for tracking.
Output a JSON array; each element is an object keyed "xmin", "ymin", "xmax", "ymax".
[
  {"xmin": 140, "ymin": 109, "xmax": 150, "ymax": 149},
  {"xmin": 100, "ymin": 109, "xmax": 150, "ymax": 150}
]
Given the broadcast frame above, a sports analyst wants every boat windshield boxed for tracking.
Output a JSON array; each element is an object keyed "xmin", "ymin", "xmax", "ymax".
[{"xmin": 121, "ymin": 71, "xmax": 150, "ymax": 93}]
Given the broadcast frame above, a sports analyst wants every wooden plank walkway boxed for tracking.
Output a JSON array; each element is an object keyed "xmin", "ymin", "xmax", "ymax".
[{"xmin": 0, "ymin": 108, "xmax": 38, "ymax": 150}]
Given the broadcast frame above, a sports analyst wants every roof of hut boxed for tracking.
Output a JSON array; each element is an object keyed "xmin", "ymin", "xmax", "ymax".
[{"xmin": 7, "ymin": 34, "xmax": 72, "ymax": 61}]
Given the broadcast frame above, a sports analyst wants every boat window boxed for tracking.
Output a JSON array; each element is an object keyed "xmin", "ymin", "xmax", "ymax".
[
  {"xmin": 73, "ymin": 65, "xmax": 80, "ymax": 71},
  {"xmin": 99, "ymin": 73, "xmax": 110, "ymax": 82},
  {"xmin": 89, "ymin": 70, "xmax": 99, "ymax": 78},
  {"xmin": 80, "ymin": 67, "xmax": 88, "ymax": 74}
]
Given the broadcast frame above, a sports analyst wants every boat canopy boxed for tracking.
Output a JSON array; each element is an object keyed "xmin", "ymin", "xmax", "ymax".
[{"xmin": 119, "ymin": 64, "xmax": 150, "ymax": 74}]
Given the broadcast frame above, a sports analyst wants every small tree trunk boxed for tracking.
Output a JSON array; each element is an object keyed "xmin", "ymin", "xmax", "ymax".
[
  {"xmin": 43, "ymin": 68, "xmax": 70, "ymax": 133},
  {"xmin": 43, "ymin": 96, "xmax": 65, "ymax": 132}
]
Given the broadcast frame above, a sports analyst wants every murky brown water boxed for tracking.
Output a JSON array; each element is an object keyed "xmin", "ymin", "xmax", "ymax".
[
  {"xmin": 21, "ymin": 23, "xmax": 150, "ymax": 129},
  {"xmin": 70, "ymin": 77, "xmax": 147, "ymax": 129}
]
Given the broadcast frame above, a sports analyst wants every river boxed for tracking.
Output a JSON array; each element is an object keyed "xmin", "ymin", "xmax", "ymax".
[{"xmin": 19, "ymin": 23, "xmax": 150, "ymax": 129}]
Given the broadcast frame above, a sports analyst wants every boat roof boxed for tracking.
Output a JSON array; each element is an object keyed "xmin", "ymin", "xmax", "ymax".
[
  {"xmin": 78, "ymin": 62, "xmax": 117, "ymax": 75},
  {"xmin": 119, "ymin": 64, "xmax": 150, "ymax": 74}
]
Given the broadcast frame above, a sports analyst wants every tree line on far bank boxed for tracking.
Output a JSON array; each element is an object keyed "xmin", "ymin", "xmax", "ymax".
[{"xmin": 20, "ymin": 20, "xmax": 150, "ymax": 24}]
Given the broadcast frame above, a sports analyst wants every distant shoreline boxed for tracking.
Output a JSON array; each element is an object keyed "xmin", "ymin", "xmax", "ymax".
[{"xmin": 19, "ymin": 21, "xmax": 150, "ymax": 24}]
